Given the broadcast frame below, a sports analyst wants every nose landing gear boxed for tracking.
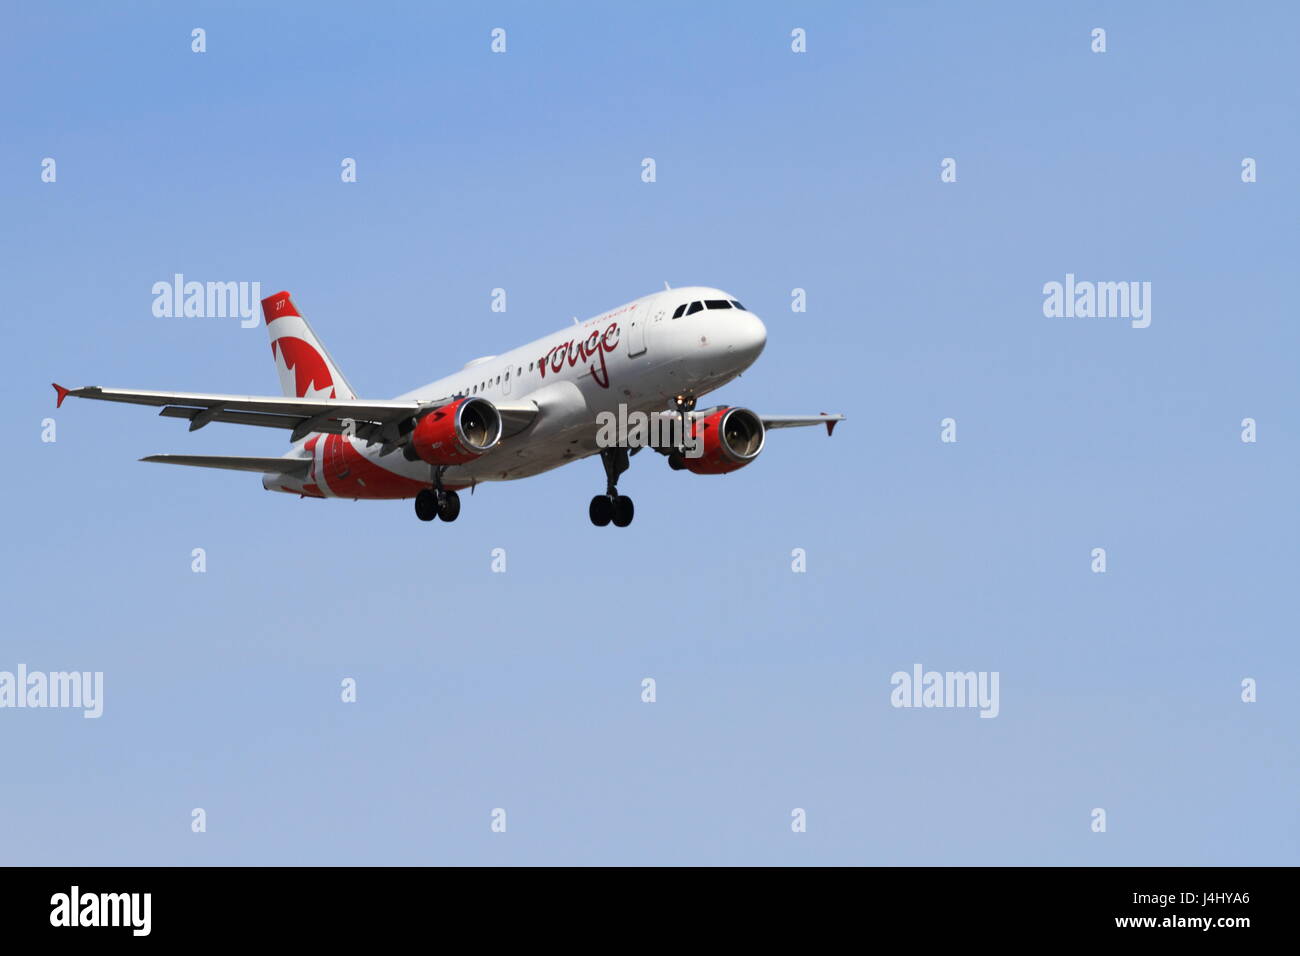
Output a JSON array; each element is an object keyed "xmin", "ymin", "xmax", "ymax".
[
  {"xmin": 656, "ymin": 393, "xmax": 698, "ymax": 471},
  {"xmin": 590, "ymin": 447, "xmax": 634, "ymax": 527},
  {"xmin": 673, "ymin": 393, "xmax": 696, "ymax": 444}
]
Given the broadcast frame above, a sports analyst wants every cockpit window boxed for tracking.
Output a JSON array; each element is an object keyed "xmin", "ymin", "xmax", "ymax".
[
  {"xmin": 685, "ymin": 301, "xmax": 704, "ymax": 316},
  {"xmin": 705, "ymin": 300, "xmax": 732, "ymax": 310},
  {"xmin": 729, "ymin": 300, "xmax": 746, "ymax": 311},
  {"xmin": 672, "ymin": 303, "xmax": 687, "ymax": 319}
]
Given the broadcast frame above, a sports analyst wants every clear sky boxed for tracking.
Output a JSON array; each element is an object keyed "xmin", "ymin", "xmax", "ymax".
[{"xmin": 2, "ymin": 1, "xmax": 1296, "ymax": 865}]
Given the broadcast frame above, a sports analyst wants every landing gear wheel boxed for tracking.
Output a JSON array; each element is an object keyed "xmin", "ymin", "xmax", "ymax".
[
  {"xmin": 589, "ymin": 494, "xmax": 613, "ymax": 527},
  {"xmin": 593, "ymin": 447, "xmax": 634, "ymax": 526},
  {"xmin": 611, "ymin": 495, "xmax": 634, "ymax": 527},
  {"xmin": 437, "ymin": 490, "xmax": 461, "ymax": 522},
  {"xmin": 415, "ymin": 489, "xmax": 439, "ymax": 522}
]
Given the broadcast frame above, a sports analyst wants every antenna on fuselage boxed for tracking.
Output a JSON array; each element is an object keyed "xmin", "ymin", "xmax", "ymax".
[
  {"xmin": 573, "ymin": 316, "xmax": 579, "ymax": 325},
  {"xmin": 663, "ymin": 281, "xmax": 672, "ymax": 290}
]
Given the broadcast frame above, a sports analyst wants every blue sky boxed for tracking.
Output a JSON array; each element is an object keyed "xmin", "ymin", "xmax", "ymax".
[{"xmin": 2, "ymin": 1, "xmax": 1296, "ymax": 865}]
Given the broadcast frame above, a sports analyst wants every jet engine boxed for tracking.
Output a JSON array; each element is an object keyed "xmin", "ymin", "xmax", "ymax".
[
  {"xmin": 669, "ymin": 406, "xmax": 765, "ymax": 475},
  {"xmin": 404, "ymin": 397, "xmax": 502, "ymax": 466}
]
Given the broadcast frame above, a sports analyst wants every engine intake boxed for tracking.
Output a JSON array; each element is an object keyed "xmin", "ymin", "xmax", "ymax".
[
  {"xmin": 672, "ymin": 406, "xmax": 765, "ymax": 475},
  {"xmin": 405, "ymin": 396, "xmax": 502, "ymax": 466}
]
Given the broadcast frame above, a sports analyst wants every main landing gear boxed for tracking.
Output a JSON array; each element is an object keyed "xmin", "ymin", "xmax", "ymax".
[
  {"xmin": 415, "ymin": 465, "xmax": 461, "ymax": 523},
  {"xmin": 588, "ymin": 394, "xmax": 695, "ymax": 528},
  {"xmin": 590, "ymin": 447, "xmax": 634, "ymax": 528}
]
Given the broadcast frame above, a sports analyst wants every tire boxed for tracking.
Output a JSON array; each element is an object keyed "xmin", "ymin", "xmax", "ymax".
[
  {"xmin": 589, "ymin": 494, "xmax": 613, "ymax": 527},
  {"xmin": 437, "ymin": 490, "xmax": 461, "ymax": 522},
  {"xmin": 611, "ymin": 495, "xmax": 634, "ymax": 527},
  {"xmin": 414, "ymin": 489, "xmax": 439, "ymax": 522}
]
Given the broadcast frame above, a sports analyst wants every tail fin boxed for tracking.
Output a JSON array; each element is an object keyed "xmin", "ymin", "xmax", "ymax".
[{"xmin": 261, "ymin": 291, "xmax": 357, "ymax": 400}]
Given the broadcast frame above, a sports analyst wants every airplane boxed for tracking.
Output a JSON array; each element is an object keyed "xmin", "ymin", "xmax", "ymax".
[{"xmin": 53, "ymin": 286, "xmax": 844, "ymax": 527}]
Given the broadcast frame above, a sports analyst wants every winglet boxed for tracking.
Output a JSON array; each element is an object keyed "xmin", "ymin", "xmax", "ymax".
[
  {"xmin": 822, "ymin": 412, "xmax": 837, "ymax": 437},
  {"xmin": 52, "ymin": 383, "xmax": 70, "ymax": 408}
]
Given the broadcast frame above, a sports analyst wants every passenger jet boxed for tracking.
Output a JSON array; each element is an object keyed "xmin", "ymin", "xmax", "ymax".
[{"xmin": 53, "ymin": 287, "xmax": 844, "ymax": 526}]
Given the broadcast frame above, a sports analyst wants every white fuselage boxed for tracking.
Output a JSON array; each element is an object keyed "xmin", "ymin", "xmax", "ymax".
[{"xmin": 278, "ymin": 287, "xmax": 767, "ymax": 495}]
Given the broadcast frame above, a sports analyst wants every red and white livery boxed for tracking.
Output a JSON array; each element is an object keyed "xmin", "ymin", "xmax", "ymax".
[{"xmin": 54, "ymin": 287, "xmax": 843, "ymax": 526}]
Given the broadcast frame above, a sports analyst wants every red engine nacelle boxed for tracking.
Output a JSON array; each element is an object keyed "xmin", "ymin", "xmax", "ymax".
[
  {"xmin": 405, "ymin": 397, "xmax": 502, "ymax": 466},
  {"xmin": 670, "ymin": 406, "xmax": 765, "ymax": 475}
]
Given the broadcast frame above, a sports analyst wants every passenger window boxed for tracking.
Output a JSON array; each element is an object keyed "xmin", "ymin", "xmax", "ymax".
[
  {"xmin": 705, "ymin": 300, "xmax": 731, "ymax": 310},
  {"xmin": 729, "ymin": 300, "xmax": 746, "ymax": 311},
  {"xmin": 686, "ymin": 301, "xmax": 704, "ymax": 316},
  {"xmin": 672, "ymin": 303, "xmax": 687, "ymax": 319}
]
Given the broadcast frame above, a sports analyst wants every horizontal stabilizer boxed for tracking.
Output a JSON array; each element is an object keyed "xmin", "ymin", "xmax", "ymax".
[{"xmin": 139, "ymin": 455, "xmax": 311, "ymax": 477}]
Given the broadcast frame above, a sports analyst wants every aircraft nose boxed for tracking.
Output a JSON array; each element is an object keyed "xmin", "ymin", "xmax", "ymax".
[{"xmin": 728, "ymin": 310, "xmax": 767, "ymax": 363}]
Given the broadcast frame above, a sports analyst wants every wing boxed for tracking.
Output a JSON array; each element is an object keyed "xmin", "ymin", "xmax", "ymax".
[
  {"xmin": 648, "ymin": 408, "xmax": 845, "ymax": 437},
  {"xmin": 53, "ymin": 383, "xmax": 428, "ymax": 441},
  {"xmin": 53, "ymin": 383, "xmax": 541, "ymax": 444},
  {"xmin": 140, "ymin": 454, "xmax": 312, "ymax": 476},
  {"xmin": 491, "ymin": 400, "xmax": 542, "ymax": 439},
  {"xmin": 759, "ymin": 413, "xmax": 845, "ymax": 436}
]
